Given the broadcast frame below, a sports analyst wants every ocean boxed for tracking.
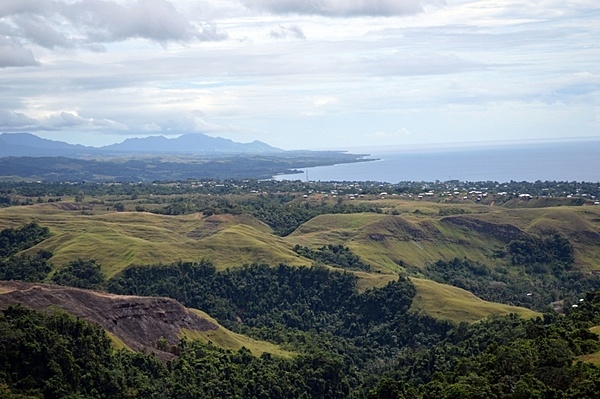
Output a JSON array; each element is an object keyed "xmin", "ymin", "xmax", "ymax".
[{"xmin": 274, "ymin": 139, "xmax": 600, "ymax": 183}]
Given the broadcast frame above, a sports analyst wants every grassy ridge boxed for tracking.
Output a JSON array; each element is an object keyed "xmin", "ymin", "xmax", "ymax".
[
  {"xmin": 409, "ymin": 277, "xmax": 540, "ymax": 323},
  {"xmin": 286, "ymin": 213, "xmax": 507, "ymax": 272},
  {"xmin": 184, "ymin": 309, "xmax": 294, "ymax": 358},
  {"xmin": 286, "ymin": 205, "xmax": 600, "ymax": 273},
  {"xmin": 0, "ymin": 204, "xmax": 309, "ymax": 277},
  {"xmin": 4, "ymin": 201, "xmax": 598, "ymax": 278},
  {"xmin": 2, "ymin": 200, "xmax": 599, "ymax": 324}
]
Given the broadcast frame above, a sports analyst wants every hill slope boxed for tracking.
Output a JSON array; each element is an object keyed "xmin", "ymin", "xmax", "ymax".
[
  {"xmin": 285, "ymin": 205, "xmax": 600, "ymax": 273},
  {"xmin": 0, "ymin": 281, "xmax": 290, "ymax": 359},
  {"xmin": 0, "ymin": 205, "xmax": 309, "ymax": 277},
  {"xmin": 409, "ymin": 277, "xmax": 539, "ymax": 323},
  {"xmin": 2, "ymin": 200, "xmax": 599, "ymax": 321},
  {"xmin": 0, "ymin": 281, "xmax": 215, "ymax": 359}
]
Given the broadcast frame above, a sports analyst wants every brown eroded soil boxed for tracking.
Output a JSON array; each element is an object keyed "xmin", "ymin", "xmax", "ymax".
[{"xmin": 0, "ymin": 281, "xmax": 218, "ymax": 360}]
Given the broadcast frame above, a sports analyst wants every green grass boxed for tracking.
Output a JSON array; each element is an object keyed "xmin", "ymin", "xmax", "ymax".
[
  {"xmin": 286, "ymin": 206, "xmax": 600, "ymax": 275},
  {"xmin": 351, "ymin": 270, "xmax": 398, "ymax": 292},
  {"xmin": 0, "ymin": 204, "xmax": 309, "ymax": 277},
  {"xmin": 106, "ymin": 331, "xmax": 131, "ymax": 351},
  {"xmin": 5, "ymin": 201, "xmax": 599, "ymax": 279},
  {"xmin": 409, "ymin": 277, "xmax": 540, "ymax": 323},
  {"xmin": 287, "ymin": 213, "xmax": 507, "ymax": 273},
  {"xmin": 184, "ymin": 309, "xmax": 294, "ymax": 358},
  {"xmin": 2, "ymin": 200, "xmax": 600, "ymax": 324},
  {"xmin": 197, "ymin": 224, "xmax": 310, "ymax": 270}
]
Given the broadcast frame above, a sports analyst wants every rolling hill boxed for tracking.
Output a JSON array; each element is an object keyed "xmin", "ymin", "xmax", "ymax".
[
  {"xmin": 285, "ymin": 204, "xmax": 600, "ymax": 273},
  {"xmin": 1, "ymin": 184, "xmax": 600, "ymax": 398},
  {"xmin": 0, "ymin": 204, "xmax": 309, "ymax": 277},
  {"xmin": 5, "ymin": 198, "xmax": 594, "ymax": 322},
  {"xmin": 0, "ymin": 281, "xmax": 291, "ymax": 359}
]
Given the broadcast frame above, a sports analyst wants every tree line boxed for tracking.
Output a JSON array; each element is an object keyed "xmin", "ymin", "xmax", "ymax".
[{"xmin": 293, "ymin": 244, "xmax": 372, "ymax": 271}]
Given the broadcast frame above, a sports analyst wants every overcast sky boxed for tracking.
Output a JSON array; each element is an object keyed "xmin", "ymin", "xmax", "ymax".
[{"xmin": 0, "ymin": 0, "xmax": 598, "ymax": 150}]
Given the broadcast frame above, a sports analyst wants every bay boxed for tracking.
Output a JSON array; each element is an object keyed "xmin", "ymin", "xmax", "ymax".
[{"xmin": 274, "ymin": 139, "xmax": 600, "ymax": 183}]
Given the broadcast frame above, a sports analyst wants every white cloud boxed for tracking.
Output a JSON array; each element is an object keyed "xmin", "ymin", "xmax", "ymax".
[
  {"xmin": 0, "ymin": 0, "xmax": 227, "ymax": 52},
  {"xmin": 0, "ymin": 109, "xmax": 128, "ymax": 132},
  {"xmin": 71, "ymin": 0, "xmax": 201, "ymax": 43},
  {"xmin": 242, "ymin": 0, "xmax": 440, "ymax": 17},
  {"xmin": 41, "ymin": 112, "xmax": 127, "ymax": 131},
  {"xmin": 269, "ymin": 25, "xmax": 305, "ymax": 40},
  {"xmin": 0, "ymin": 0, "xmax": 598, "ymax": 149},
  {"xmin": 313, "ymin": 96, "xmax": 337, "ymax": 107},
  {"xmin": 0, "ymin": 43, "xmax": 38, "ymax": 67},
  {"xmin": 0, "ymin": 109, "xmax": 38, "ymax": 129}
]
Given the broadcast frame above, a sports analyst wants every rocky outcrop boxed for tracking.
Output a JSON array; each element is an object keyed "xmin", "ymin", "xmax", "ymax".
[
  {"xmin": 441, "ymin": 216, "xmax": 526, "ymax": 243},
  {"xmin": 0, "ymin": 281, "xmax": 218, "ymax": 359},
  {"xmin": 366, "ymin": 216, "xmax": 429, "ymax": 242}
]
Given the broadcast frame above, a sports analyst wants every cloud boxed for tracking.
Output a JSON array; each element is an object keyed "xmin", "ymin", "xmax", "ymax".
[
  {"xmin": 0, "ymin": 109, "xmax": 127, "ymax": 132},
  {"xmin": 10, "ymin": 14, "xmax": 69, "ymax": 48},
  {"xmin": 0, "ymin": 0, "xmax": 226, "ymax": 52},
  {"xmin": 313, "ymin": 96, "xmax": 337, "ymax": 107},
  {"xmin": 41, "ymin": 112, "xmax": 129, "ymax": 131},
  {"xmin": 551, "ymin": 72, "xmax": 600, "ymax": 100},
  {"xmin": 355, "ymin": 52, "xmax": 485, "ymax": 77},
  {"xmin": 242, "ymin": 0, "xmax": 439, "ymax": 17},
  {"xmin": 0, "ymin": 42, "xmax": 39, "ymax": 67},
  {"xmin": 0, "ymin": 109, "xmax": 38, "ymax": 129},
  {"xmin": 269, "ymin": 25, "xmax": 305, "ymax": 40},
  {"xmin": 70, "ymin": 0, "xmax": 200, "ymax": 43}
]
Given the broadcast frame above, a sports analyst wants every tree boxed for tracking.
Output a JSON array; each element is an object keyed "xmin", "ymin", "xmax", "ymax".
[{"xmin": 51, "ymin": 259, "xmax": 105, "ymax": 289}]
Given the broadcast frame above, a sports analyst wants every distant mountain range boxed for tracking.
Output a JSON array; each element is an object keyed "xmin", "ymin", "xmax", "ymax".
[{"xmin": 0, "ymin": 132, "xmax": 283, "ymax": 158}]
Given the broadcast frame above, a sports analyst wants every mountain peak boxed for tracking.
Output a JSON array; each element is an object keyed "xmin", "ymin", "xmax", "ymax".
[{"xmin": 0, "ymin": 132, "xmax": 283, "ymax": 157}]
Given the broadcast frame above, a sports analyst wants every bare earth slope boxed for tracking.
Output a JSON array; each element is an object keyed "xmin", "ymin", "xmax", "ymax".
[{"xmin": 0, "ymin": 281, "xmax": 218, "ymax": 359}]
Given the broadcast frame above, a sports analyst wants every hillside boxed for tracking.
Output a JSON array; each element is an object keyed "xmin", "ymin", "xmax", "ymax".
[
  {"xmin": 0, "ymin": 281, "xmax": 289, "ymax": 359},
  {"xmin": 286, "ymin": 204, "xmax": 600, "ymax": 273},
  {"xmin": 409, "ymin": 277, "xmax": 539, "ymax": 323},
  {"xmin": 2, "ymin": 196, "xmax": 599, "ymax": 318},
  {"xmin": 0, "ymin": 204, "xmax": 309, "ymax": 277},
  {"xmin": 2, "ymin": 182, "xmax": 600, "ymax": 398}
]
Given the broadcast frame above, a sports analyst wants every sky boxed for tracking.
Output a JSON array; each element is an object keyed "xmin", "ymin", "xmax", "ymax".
[{"xmin": 0, "ymin": 0, "xmax": 598, "ymax": 150}]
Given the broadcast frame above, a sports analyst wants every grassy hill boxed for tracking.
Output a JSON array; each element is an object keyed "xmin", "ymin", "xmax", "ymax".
[
  {"xmin": 184, "ymin": 309, "xmax": 293, "ymax": 358},
  {"xmin": 4, "ymin": 197, "xmax": 598, "ymax": 278},
  {"xmin": 285, "ymin": 204, "xmax": 600, "ymax": 273},
  {"xmin": 409, "ymin": 277, "xmax": 540, "ymax": 323},
  {"xmin": 0, "ymin": 203, "xmax": 309, "ymax": 277},
  {"xmin": 286, "ymin": 212, "xmax": 507, "ymax": 272},
  {"xmin": 0, "ymin": 281, "xmax": 291, "ymax": 359},
  {"xmin": 2, "ymin": 199, "xmax": 599, "ymax": 323}
]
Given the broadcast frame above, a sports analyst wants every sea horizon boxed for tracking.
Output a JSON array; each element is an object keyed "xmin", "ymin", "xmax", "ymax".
[{"xmin": 276, "ymin": 138, "xmax": 600, "ymax": 183}]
